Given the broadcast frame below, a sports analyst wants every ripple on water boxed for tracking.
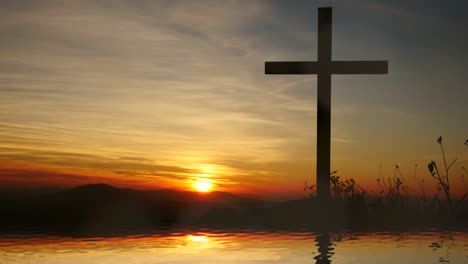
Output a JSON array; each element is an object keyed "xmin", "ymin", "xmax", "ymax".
[{"xmin": 0, "ymin": 229, "xmax": 467, "ymax": 264}]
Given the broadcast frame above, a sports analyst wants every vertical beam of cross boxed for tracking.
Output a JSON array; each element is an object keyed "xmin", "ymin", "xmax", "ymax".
[
  {"xmin": 316, "ymin": 7, "xmax": 332, "ymax": 202},
  {"xmin": 265, "ymin": 7, "xmax": 388, "ymax": 202}
]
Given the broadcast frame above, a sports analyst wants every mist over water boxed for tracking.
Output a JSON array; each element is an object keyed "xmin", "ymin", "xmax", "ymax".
[{"xmin": 0, "ymin": 229, "xmax": 466, "ymax": 264}]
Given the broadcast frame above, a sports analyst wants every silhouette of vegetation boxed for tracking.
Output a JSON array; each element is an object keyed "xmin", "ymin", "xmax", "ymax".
[
  {"xmin": 302, "ymin": 136, "xmax": 468, "ymax": 229},
  {"xmin": 428, "ymin": 136, "xmax": 455, "ymax": 208}
]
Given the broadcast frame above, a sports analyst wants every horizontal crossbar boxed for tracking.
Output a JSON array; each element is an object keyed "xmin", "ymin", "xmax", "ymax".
[{"xmin": 265, "ymin": 61, "xmax": 388, "ymax": 75}]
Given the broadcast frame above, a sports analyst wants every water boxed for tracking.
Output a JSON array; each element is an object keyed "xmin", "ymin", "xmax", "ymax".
[{"xmin": 0, "ymin": 230, "xmax": 467, "ymax": 264}]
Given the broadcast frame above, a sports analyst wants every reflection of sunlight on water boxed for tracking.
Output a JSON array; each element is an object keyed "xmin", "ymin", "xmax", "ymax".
[
  {"xmin": 0, "ymin": 231, "xmax": 466, "ymax": 264},
  {"xmin": 187, "ymin": 235, "xmax": 208, "ymax": 243}
]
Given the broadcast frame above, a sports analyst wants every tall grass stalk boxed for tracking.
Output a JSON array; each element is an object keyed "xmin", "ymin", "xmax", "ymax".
[{"xmin": 428, "ymin": 136, "xmax": 455, "ymax": 209}]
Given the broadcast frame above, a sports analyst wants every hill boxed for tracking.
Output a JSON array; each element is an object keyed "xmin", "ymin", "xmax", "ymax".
[{"xmin": 0, "ymin": 184, "xmax": 466, "ymax": 236}]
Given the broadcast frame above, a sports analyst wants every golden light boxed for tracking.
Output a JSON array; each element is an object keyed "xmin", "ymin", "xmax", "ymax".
[
  {"xmin": 194, "ymin": 180, "xmax": 213, "ymax": 192},
  {"xmin": 187, "ymin": 235, "xmax": 208, "ymax": 243}
]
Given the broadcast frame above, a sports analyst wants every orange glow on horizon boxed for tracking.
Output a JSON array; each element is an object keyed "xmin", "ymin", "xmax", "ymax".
[{"xmin": 1, "ymin": 160, "xmax": 467, "ymax": 199}]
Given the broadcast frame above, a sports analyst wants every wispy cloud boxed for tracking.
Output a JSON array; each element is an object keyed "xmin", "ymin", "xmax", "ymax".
[{"xmin": 1, "ymin": 1, "xmax": 467, "ymax": 195}]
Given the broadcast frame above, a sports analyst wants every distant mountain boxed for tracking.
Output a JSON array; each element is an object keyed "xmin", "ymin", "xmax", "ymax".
[
  {"xmin": 62, "ymin": 183, "xmax": 122, "ymax": 195},
  {"xmin": 0, "ymin": 183, "xmax": 263, "ymax": 235}
]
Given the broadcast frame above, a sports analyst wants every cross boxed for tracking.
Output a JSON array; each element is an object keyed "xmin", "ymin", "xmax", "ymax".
[{"xmin": 265, "ymin": 7, "xmax": 388, "ymax": 202}]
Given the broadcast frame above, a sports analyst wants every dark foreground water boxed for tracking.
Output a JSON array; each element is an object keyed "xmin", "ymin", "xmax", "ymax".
[{"xmin": 0, "ymin": 229, "xmax": 467, "ymax": 264}]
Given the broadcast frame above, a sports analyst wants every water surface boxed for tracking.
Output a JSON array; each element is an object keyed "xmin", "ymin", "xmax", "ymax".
[{"xmin": 0, "ymin": 230, "xmax": 467, "ymax": 264}]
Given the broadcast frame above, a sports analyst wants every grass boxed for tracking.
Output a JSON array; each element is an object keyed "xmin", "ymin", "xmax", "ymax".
[{"xmin": 304, "ymin": 136, "xmax": 468, "ymax": 228}]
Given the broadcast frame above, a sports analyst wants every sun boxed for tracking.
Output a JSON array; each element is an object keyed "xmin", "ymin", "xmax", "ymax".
[{"xmin": 194, "ymin": 180, "xmax": 213, "ymax": 192}]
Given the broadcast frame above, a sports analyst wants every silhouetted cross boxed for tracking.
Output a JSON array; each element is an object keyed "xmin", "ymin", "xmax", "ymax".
[{"xmin": 265, "ymin": 7, "xmax": 388, "ymax": 201}]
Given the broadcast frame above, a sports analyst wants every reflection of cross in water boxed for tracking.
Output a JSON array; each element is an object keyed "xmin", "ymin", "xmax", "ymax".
[
  {"xmin": 265, "ymin": 7, "xmax": 388, "ymax": 202},
  {"xmin": 314, "ymin": 233, "xmax": 333, "ymax": 264}
]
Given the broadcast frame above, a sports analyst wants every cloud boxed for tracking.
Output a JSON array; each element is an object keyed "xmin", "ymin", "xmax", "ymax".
[
  {"xmin": 332, "ymin": 138, "xmax": 352, "ymax": 143},
  {"xmin": 1, "ymin": 1, "xmax": 467, "ymax": 195},
  {"xmin": 0, "ymin": 147, "xmax": 195, "ymax": 181}
]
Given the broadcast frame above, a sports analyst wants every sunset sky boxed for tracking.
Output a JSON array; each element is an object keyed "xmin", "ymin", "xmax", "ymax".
[{"xmin": 1, "ymin": 0, "xmax": 467, "ymax": 198}]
